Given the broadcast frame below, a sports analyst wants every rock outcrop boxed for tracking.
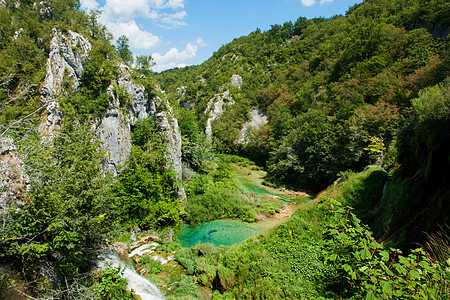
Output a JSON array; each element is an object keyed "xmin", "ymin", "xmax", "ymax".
[
  {"xmin": 95, "ymin": 64, "xmax": 153, "ymax": 174},
  {"xmin": 95, "ymin": 65, "xmax": 186, "ymax": 199},
  {"xmin": 40, "ymin": 28, "xmax": 91, "ymax": 101},
  {"xmin": 205, "ymin": 90, "xmax": 234, "ymax": 142},
  {"xmin": 237, "ymin": 107, "xmax": 268, "ymax": 144},
  {"xmin": 0, "ymin": 137, "xmax": 30, "ymax": 214},
  {"xmin": 38, "ymin": 30, "xmax": 186, "ymax": 199},
  {"xmin": 155, "ymin": 105, "xmax": 186, "ymax": 200},
  {"xmin": 39, "ymin": 29, "xmax": 91, "ymax": 139},
  {"xmin": 230, "ymin": 74, "xmax": 243, "ymax": 89}
]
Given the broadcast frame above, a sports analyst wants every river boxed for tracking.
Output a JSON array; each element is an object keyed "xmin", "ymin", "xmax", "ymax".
[{"xmin": 96, "ymin": 251, "xmax": 164, "ymax": 300}]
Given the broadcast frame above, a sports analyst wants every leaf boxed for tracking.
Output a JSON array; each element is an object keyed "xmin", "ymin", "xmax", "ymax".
[
  {"xmin": 328, "ymin": 253, "xmax": 338, "ymax": 262},
  {"xmin": 394, "ymin": 264, "xmax": 407, "ymax": 275},
  {"xmin": 380, "ymin": 250, "xmax": 389, "ymax": 262},
  {"xmin": 360, "ymin": 248, "xmax": 372, "ymax": 260},
  {"xmin": 409, "ymin": 269, "xmax": 421, "ymax": 280},
  {"xmin": 365, "ymin": 290, "xmax": 378, "ymax": 300},
  {"xmin": 380, "ymin": 281, "xmax": 392, "ymax": 295}
]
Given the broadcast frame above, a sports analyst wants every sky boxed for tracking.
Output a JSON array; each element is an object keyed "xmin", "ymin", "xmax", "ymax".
[{"xmin": 79, "ymin": 0, "xmax": 363, "ymax": 72}]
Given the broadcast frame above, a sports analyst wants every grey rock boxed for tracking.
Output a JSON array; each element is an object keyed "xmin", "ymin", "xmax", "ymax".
[
  {"xmin": 155, "ymin": 103, "xmax": 186, "ymax": 200},
  {"xmin": 96, "ymin": 64, "xmax": 154, "ymax": 175},
  {"xmin": 0, "ymin": 137, "xmax": 16, "ymax": 155},
  {"xmin": 38, "ymin": 101, "xmax": 63, "ymax": 142},
  {"xmin": 176, "ymin": 86, "xmax": 188, "ymax": 98},
  {"xmin": 231, "ymin": 74, "xmax": 243, "ymax": 89},
  {"xmin": 237, "ymin": 107, "xmax": 268, "ymax": 144},
  {"xmin": 40, "ymin": 28, "xmax": 91, "ymax": 101},
  {"xmin": 205, "ymin": 90, "xmax": 234, "ymax": 142}
]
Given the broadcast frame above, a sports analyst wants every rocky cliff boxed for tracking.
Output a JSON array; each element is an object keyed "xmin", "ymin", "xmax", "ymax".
[
  {"xmin": 39, "ymin": 29, "xmax": 185, "ymax": 199},
  {"xmin": 204, "ymin": 74, "xmax": 242, "ymax": 142}
]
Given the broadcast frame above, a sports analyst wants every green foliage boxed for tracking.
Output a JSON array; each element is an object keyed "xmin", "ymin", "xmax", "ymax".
[
  {"xmin": 155, "ymin": 0, "xmax": 448, "ymax": 191},
  {"xmin": 137, "ymin": 255, "xmax": 163, "ymax": 274},
  {"xmin": 135, "ymin": 55, "xmax": 154, "ymax": 75},
  {"xmin": 115, "ymin": 118, "xmax": 182, "ymax": 229},
  {"xmin": 175, "ymin": 168, "xmax": 450, "ymax": 299},
  {"xmin": 0, "ymin": 121, "xmax": 116, "ymax": 283},
  {"xmin": 183, "ymin": 156, "xmax": 280, "ymax": 225},
  {"xmin": 93, "ymin": 267, "xmax": 135, "ymax": 300},
  {"xmin": 167, "ymin": 275, "xmax": 199, "ymax": 299},
  {"xmin": 116, "ymin": 35, "xmax": 133, "ymax": 65},
  {"xmin": 80, "ymin": 40, "xmax": 118, "ymax": 97},
  {"xmin": 320, "ymin": 198, "xmax": 440, "ymax": 299},
  {"xmin": 319, "ymin": 165, "xmax": 389, "ymax": 232}
]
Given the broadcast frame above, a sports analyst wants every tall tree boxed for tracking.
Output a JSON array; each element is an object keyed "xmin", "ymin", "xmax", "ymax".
[{"xmin": 116, "ymin": 35, "xmax": 133, "ymax": 65}]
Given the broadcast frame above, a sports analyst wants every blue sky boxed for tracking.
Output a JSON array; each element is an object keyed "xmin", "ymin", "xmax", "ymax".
[{"xmin": 80, "ymin": 0, "xmax": 362, "ymax": 72}]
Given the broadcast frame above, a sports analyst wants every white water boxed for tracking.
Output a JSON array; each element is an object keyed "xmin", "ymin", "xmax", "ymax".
[
  {"xmin": 129, "ymin": 243, "xmax": 159, "ymax": 257},
  {"xmin": 128, "ymin": 243, "xmax": 176, "ymax": 265},
  {"xmin": 96, "ymin": 251, "xmax": 164, "ymax": 300}
]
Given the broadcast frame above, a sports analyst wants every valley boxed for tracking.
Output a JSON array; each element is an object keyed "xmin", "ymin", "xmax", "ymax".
[{"xmin": 0, "ymin": 0, "xmax": 449, "ymax": 299}]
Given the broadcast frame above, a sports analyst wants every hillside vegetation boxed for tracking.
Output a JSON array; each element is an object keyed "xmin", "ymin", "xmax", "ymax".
[
  {"xmin": 0, "ymin": 0, "xmax": 449, "ymax": 298},
  {"xmin": 156, "ymin": 0, "xmax": 449, "ymax": 247}
]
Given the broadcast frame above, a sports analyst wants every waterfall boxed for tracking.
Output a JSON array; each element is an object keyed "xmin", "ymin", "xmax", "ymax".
[
  {"xmin": 382, "ymin": 175, "xmax": 392, "ymax": 198},
  {"xmin": 96, "ymin": 251, "xmax": 164, "ymax": 300}
]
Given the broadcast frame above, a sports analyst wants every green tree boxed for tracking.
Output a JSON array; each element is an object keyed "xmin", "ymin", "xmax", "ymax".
[
  {"xmin": 0, "ymin": 121, "xmax": 115, "ymax": 286},
  {"xmin": 115, "ymin": 118, "xmax": 182, "ymax": 229},
  {"xmin": 135, "ymin": 55, "xmax": 154, "ymax": 75},
  {"xmin": 116, "ymin": 35, "xmax": 133, "ymax": 65}
]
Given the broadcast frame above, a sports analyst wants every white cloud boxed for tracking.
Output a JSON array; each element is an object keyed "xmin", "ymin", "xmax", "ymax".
[
  {"xmin": 166, "ymin": 0, "xmax": 184, "ymax": 9},
  {"xmin": 160, "ymin": 11, "xmax": 187, "ymax": 28},
  {"xmin": 152, "ymin": 43, "xmax": 197, "ymax": 72},
  {"xmin": 301, "ymin": 0, "xmax": 316, "ymax": 6},
  {"xmin": 80, "ymin": 0, "xmax": 99, "ymax": 11},
  {"xmin": 79, "ymin": 0, "xmax": 188, "ymax": 50},
  {"xmin": 300, "ymin": 0, "xmax": 333, "ymax": 6},
  {"xmin": 107, "ymin": 20, "xmax": 161, "ymax": 49},
  {"xmin": 196, "ymin": 37, "xmax": 208, "ymax": 47},
  {"xmin": 98, "ymin": 0, "xmax": 186, "ymax": 22}
]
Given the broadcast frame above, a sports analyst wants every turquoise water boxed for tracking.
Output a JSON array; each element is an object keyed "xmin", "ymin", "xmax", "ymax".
[{"xmin": 178, "ymin": 219, "xmax": 265, "ymax": 247}]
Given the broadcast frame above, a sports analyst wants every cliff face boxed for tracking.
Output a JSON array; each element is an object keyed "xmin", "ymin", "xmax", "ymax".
[
  {"xmin": 39, "ymin": 29, "xmax": 185, "ymax": 198},
  {"xmin": 39, "ymin": 29, "xmax": 91, "ymax": 139},
  {"xmin": 95, "ymin": 63, "xmax": 153, "ymax": 175}
]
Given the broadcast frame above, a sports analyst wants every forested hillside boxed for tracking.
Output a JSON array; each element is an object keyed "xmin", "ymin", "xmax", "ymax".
[
  {"xmin": 0, "ymin": 0, "xmax": 449, "ymax": 298},
  {"xmin": 156, "ymin": 0, "xmax": 449, "ymax": 247},
  {"xmin": 1, "ymin": 1, "xmax": 183, "ymax": 298}
]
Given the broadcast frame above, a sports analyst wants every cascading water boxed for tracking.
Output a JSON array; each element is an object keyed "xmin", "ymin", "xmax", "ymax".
[{"xmin": 96, "ymin": 251, "xmax": 164, "ymax": 300}]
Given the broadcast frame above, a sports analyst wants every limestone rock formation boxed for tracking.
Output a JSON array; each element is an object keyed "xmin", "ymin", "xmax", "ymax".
[
  {"xmin": 231, "ymin": 74, "xmax": 243, "ymax": 89},
  {"xmin": 39, "ymin": 29, "xmax": 91, "ymax": 139},
  {"xmin": 176, "ymin": 86, "xmax": 188, "ymax": 98},
  {"xmin": 237, "ymin": 107, "xmax": 268, "ymax": 144},
  {"xmin": 96, "ymin": 66, "xmax": 186, "ymax": 199},
  {"xmin": 38, "ymin": 30, "xmax": 186, "ymax": 199},
  {"xmin": 205, "ymin": 90, "xmax": 234, "ymax": 142},
  {"xmin": 40, "ymin": 28, "xmax": 91, "ymax": 100},
  {"xmin": 155, "ymin": 105, "xmax": 186, "ymax": 200},
  {"xmin": 95, "ymin": 64, "xmax": 155, "ymax": 175}
]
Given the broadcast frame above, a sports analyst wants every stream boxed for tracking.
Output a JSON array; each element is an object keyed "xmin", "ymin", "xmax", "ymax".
[
  {"xmin": 95, "ymin": 161, "xmax": 309, "ymax": 297},
  {"xmin": 96, "ymin": 251, "xmax": 164, "ymax": 300}
]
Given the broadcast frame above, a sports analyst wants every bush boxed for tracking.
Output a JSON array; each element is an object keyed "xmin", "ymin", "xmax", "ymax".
[
  {"xmin": 137, "ymin": 255, "xmax": 163, "ymax": 274},
  {"xmin": 92, "ymin": 267, "xmax": 135, "ymax": 300}
]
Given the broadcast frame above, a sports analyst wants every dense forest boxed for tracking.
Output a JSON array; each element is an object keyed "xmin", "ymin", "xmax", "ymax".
[{"xmin": 0, "ymin": 0, "xmax": 449, "ymax": 299}]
